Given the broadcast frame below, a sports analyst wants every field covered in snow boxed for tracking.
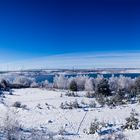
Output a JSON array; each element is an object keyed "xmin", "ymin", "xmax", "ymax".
[{"xmin": 1, "ymin": 88, "xmax": 140, "ymax": 140}]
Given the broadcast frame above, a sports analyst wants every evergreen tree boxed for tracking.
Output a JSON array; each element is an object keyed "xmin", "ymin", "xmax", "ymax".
[
  {"xmin": 69, "ymin": 80, "xmax": 77, "ymax": 92},
  {"xmin": 96, "ymin": 78, "xmax": 111, "ymax": 96}
]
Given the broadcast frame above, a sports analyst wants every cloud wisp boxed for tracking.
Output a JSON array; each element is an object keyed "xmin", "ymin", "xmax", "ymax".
[{"xmin": 0, "ymin": 51, "xmax": 140, "ymax": 71}]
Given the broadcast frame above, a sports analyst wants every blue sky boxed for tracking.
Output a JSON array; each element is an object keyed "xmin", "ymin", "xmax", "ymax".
[{"xmin": 0, "ymin": 0, "xmax": 140, "ymax": 70}]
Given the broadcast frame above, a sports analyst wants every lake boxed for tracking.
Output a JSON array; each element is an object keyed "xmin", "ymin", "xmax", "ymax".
[{"xmin": 33, "ymin": 73, "xmax": 140, "ymax": 83}]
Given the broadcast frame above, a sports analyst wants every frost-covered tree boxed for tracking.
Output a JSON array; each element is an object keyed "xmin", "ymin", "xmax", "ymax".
[
  {"xmin": 118, "ymin": 75, "xmax": 134, "ymax": 90},
  {"xmin": 95, "ymin": 75, "xmax": 104, "ymax": 88},
  {"xmin": 108, "ymin": 75, "xmax": 119, "ymax": 94},
  {"xmin": 135, "ymin": 77, "xmax": 140, "ymax": 95},
  {"xmin": 84, "ymin": 78, "xmax": 94, "ymax": 91},
  {"xmin": 53, "ymin": 75, "xmax": 68, "ymax": 89},
  {"xmin": 75, "ymin": 75, "xmax": 87, "ymax": 90},
  {"xmin": 13, "ymin": 76, "xmax": 34, "ymax": 87},
  {"xmin": 30, "ymin": 81, "xmax": 39, "ymax": 88},
  {"xmin": 42, "ymin": 80, "xmax": 52, "ymax": 88}
]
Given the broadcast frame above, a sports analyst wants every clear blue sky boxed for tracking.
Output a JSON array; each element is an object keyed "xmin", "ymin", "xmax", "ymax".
[{"xmin": 0, "ymin": 0, "xmax": 140, "ymax": 69}]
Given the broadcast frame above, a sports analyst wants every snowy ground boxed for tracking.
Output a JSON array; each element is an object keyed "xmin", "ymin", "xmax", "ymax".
[{"xmin": 1, "ymin": 88, "xmax": 140, "ymax": 140}]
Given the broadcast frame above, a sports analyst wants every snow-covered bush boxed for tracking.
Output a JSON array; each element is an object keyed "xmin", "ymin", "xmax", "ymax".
[
  {"xmin": 29, "ymin": 128, "xmax": 46, "ymax": 140},
  {"xmin": 65, "ymin": 91, "xmax": 79, "ymax": 97},
  {"xmin": 28, "ymin": 126, "xmax": 58, "ymax": 140},
  {"xmin": 60, "ymin": 102, "xmax": 72, "ymax": 110},
  {"xmin": 3, "ymin": 109, "xmax": 23, "ymax": 140},
  {"xmin": 100, "ymin": 132, "xmax": 127, "ymax": 140},
  {"xmin": 122, "ymin": 109, "xmax": 139, "ymax": 130},
  {"xmin": 13, "ymin": 101, "xmax": 21, "ymax": 108},
  {"xmin": 60, "ymin": 100, "xmax": 80, "ymax": 109},
  {"xmin": 72, "ymin": 99, "xmax": 80, "ymax": 108},
  {"xmin": 58, "ymin": 125, "xmax": 68, "ymax": 135},
  {"xmin": 85, "ymin": 91, "xmax": 95, "ymax": 98},
  {"xmin": 60, "ymin": 102, "xmax": 67, "ymax": 109},
  {"xmin": 114, "ymin": 89, "xmax": 127, "ymax": 104},
  {"xmin": 96, "ymin": 94, "xmax": 106, "ymax": 107},
  {"xmin": 12, "ymin": 101, "xmax": 27, "ymax": 110},
  {"xmin": 81, "ymin": 99, "xmax": 87, "ymax": 105},
  {"xmin": 89, "ymin": 100, "xmax": 96, "ymax": 108},
  {"xmin": 88, "ymin": 119, "xmax": 101, "ymax": 134},
  {"xmin": 106, "ymin": 89, "xmax": 127, "ymax": 106}
]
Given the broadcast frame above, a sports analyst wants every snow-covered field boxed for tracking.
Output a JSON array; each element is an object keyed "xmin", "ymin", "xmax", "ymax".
[{"xmin": 1, "ymin": 88, "xmax": 140, "ymax": 140}]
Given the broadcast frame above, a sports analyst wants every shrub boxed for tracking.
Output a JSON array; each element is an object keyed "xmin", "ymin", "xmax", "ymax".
[
  {"xmin": 0, "ymin": 79, "xmax": 9, "ymax": 90},
  {"xmin": 60, "ymin": 100, "xmax": 80, "ymax": 109},
  {"xmin": 114, "ymin": 89, "xmax": 127, "ymax": 105},
  {"xmin": 37, "ymin": 103, "xmax": 43, "ymax": 109},
  {"xmin": 89, "ymin": 119, "xmax": 101, "ymax": 134},
  {"xmin": 128, "ymin": 85, "xmax": 137, "ymax": 99},
  {"xmin": 96, "ymin": 94, "xmax": 106, "ymax": 107},
  {"xmin": 3, "ymin": 109, "xmax": 23, "ymax": 140},
  {"xmin": 29, "ymin": 127, "xmax": 55, "ymax": 140},
  {"xmin": 12, "ymin": 101, "xmax": 27, "ymax": 110},
  {"xmin": 58, "ymin": 126, "xmax": 68, "ymax": 135},
  {"xmin": 105, "ymin": 88, "xmax": 127, "ymax": 107},
  {"xmin": 60, "ymin": 102, "xmax": 72, "ymax": 109},
  {"xmin": 81, "ymin": 99, "xmax": 87, "ymax": 105},
  {"xmin": 100, "ymin": 132, "xmax": 127, "ymax": 140},
  {"xmin": 65, "ymin": 91, "xmax": 78, "ymax": 97},
  {"xmin": 89, "ymin": 100, "xmax": 96, "ymax": 108},
  {"xmin": 13, "ymin": 101, "xmax": 21, "ymax": 108},
  {"xmin": 122, "ymin": 109, "xmax": 139, "ymax": 130},
  {"xmin": 72, "ymin": 99, "xmax": 80, "ymax": 108},
  {"xmin": 85, "ymin": 92, "xmax": 95, "ymax": 98},
  {"xmin": 105, "ymin": 97, "xmax": 116, "ymax": 107}
]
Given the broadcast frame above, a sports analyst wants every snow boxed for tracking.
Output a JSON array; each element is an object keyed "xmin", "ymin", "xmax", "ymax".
[
  {"xmin": 0, "ymin": 88, "xmax": 140, "ymax": 139},
  {"xmin": 121, "ymin": 69, "xmax": 140, "ymax": 74}
]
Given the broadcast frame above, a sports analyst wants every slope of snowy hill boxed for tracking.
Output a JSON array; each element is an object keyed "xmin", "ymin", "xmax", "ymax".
[{"xmin": 0, "ymin": 88, "xmax": 139, "ymax": 140}]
